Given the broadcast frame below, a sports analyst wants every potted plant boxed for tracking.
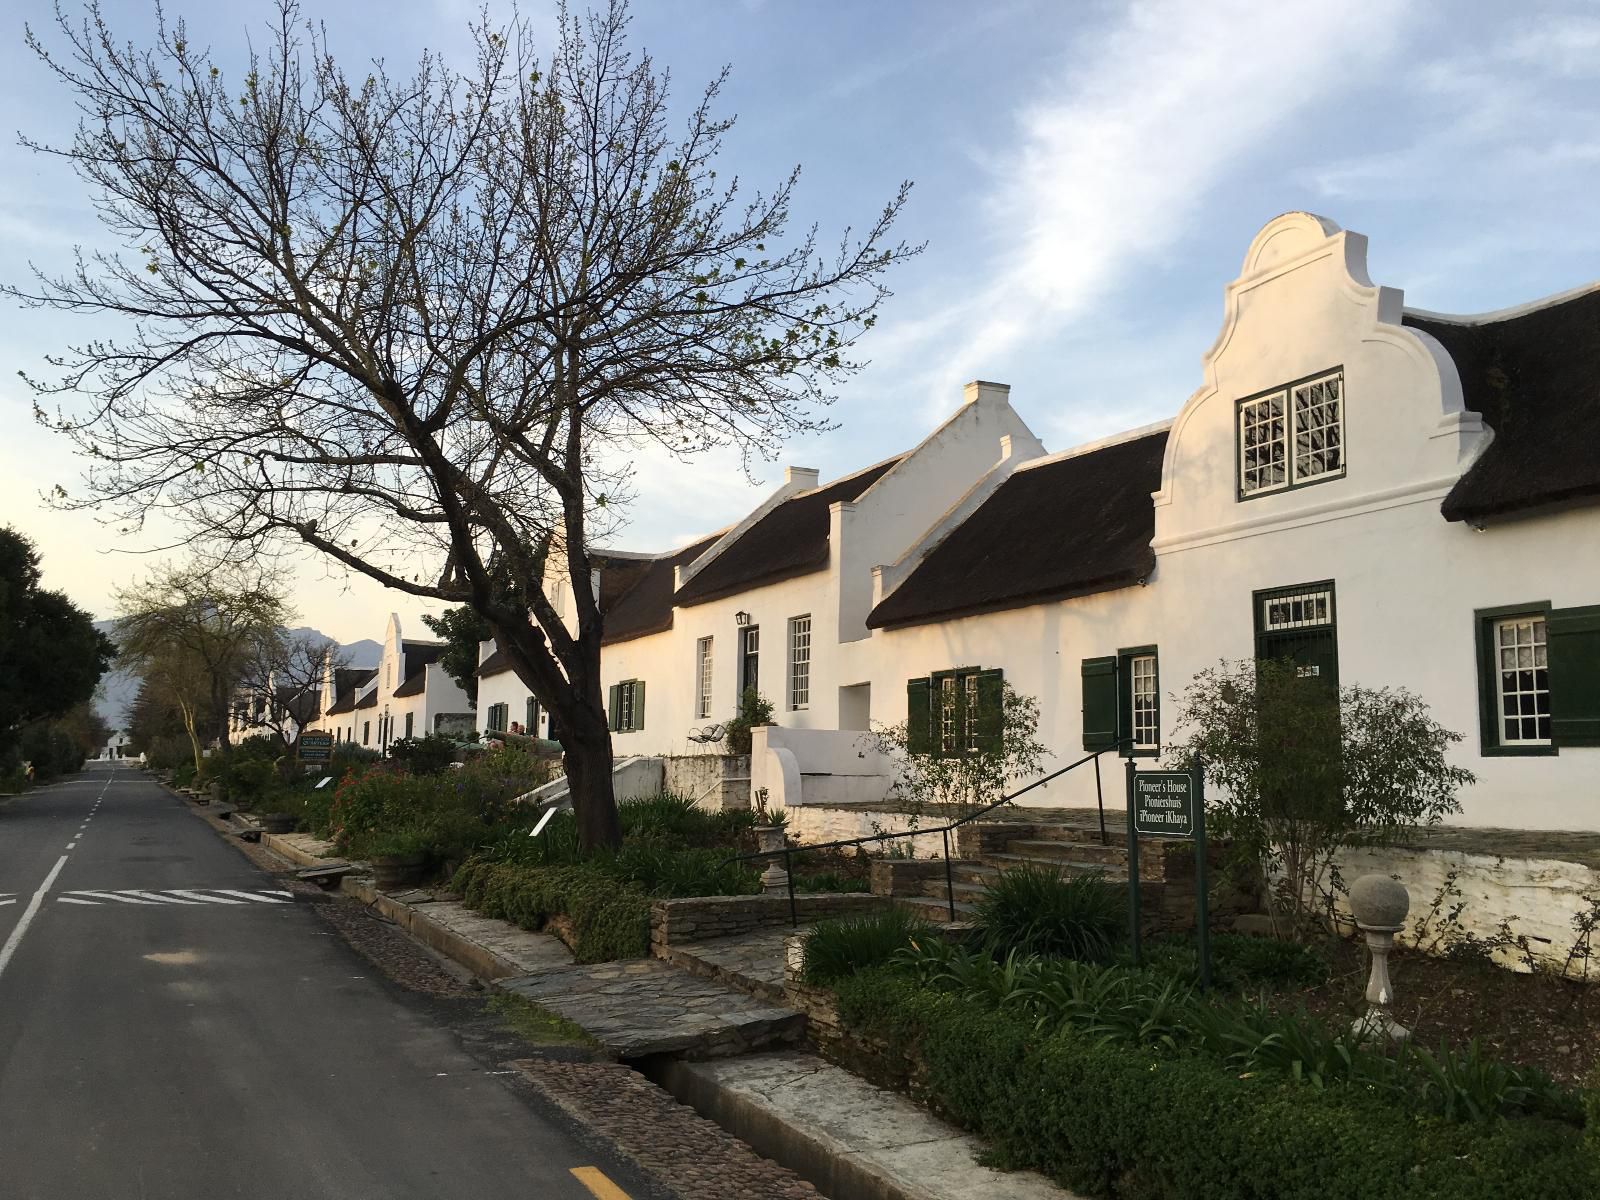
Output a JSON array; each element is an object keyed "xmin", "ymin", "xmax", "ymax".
[
  {"xmin": 750, "ymin": 788, "xmax": 790, "ymax": 895},
  {"xmin": 362, "ymin": 828, "xmax": 434, "ymax": 890}
]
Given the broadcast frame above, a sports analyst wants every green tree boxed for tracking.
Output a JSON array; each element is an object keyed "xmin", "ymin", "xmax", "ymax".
[
  {"xmin": 112, "ymin": 558, "xmax": 290, "ymax": 751},
  {"xmin": 0, "ymin": 527, "xmax": 116, "ymax": 760},
  {"xmin": 1167, "ymin": 658, "xmax": 1475, "ymax": 938},
  {"xmin": 869, "ymin": 682, "xmax": 1050, "ymax": 821},
  {"xmin": 422, "ymin": 607, "xmax": 491, "ymax": 707},
  {"xmin": 17, "ymin": 1, "xmax": 915, "ymax": 851}
]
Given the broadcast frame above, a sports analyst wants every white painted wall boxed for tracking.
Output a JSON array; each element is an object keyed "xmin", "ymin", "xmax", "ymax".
[{"xmin": 364, "ymin": 214, "xmax": 1600, "ymax": 831}]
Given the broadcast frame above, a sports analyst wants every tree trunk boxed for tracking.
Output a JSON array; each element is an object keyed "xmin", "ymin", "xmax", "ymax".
[{"xmin": 562, "ymin": 699, "xmax": 622, "ymax": 853}]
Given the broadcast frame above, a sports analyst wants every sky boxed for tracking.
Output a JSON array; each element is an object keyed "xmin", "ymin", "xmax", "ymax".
[{"xmin": 4, "ymin": 0, "xmax": 1600, "ymax": 645}]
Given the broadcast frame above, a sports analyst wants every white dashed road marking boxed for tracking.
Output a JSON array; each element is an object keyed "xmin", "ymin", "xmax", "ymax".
[
  {"xmin": 56, "ymin": 889, "xmax": 293, "ymax": 907},
  {"xmin": 0, "ymin": 895, "xmax": 16, "ymax": 907}
]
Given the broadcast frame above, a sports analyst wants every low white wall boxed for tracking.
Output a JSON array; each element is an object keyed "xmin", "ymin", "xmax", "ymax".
[
  {"xmin": 751, "ymin": 726, "xmax": 896, "ymax": 810},
  {"xmin": 1333, "ymin": 845, "xmax": 1597, "ymax": 972},
  {"xmin": 787, "ymin": 804, "xmax": 951, "ymax": 860},
  {"xmin": 662, "ymin": 754, "xmax": 751, "ymax": 811},
  {"xmin": 519, "ymin": 755, "xmax": 665, "ymax": 808}
]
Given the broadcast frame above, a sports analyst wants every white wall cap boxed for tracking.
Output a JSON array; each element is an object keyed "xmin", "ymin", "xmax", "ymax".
[
  {"xmin": 785, "ymin": 466, "xmax": 820, "ymax": 487},
  {"xmin": 964, "ymin": 380, "xmax": 1011, "ymax": 406},
  {"xmin": 1013, "ymin": 419, "xmax": 1175, "ymax": 475}
]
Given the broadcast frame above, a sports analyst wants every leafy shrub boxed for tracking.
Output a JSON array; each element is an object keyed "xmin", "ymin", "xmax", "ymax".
[
  {"xmin": 386, "ymin": 734, "xmax": 460, "ymax": 775},
  {"xmin": 977, "ymin": 864, "xmax": 1124, "ymax": 962},
  {"xmin": 834, "ymin": 971, "xmax": 1596, "ymax": 1200},
  {"xmin": 618, "ymin": 792, "xmax": 755, "ymax": 847},
  {"xmin": 171, "ymin": 762, "xmax": 197, "ymax": 788},
  {"xmin": 723, "ymin": 688, "xmax": 775, "ymax": 755},
  {"xmin": 801, "ymin": 907, "xmax": 930, "ymax": 984},
  {"xmin": 453, "ymin": 859, "xmax": 651, "ymax": 962},
  {"xmin": 221, "ymin": 756, "xmax": 280, "ymax": 809},
  {"xmin": 605, "ymin": 844, "xmax": 761, "ymax": 898},
  {"xmin": 795, "ymin": 871, "xmax": 871, "ymax": 894},
  {"xmin": 233, "ymin": 733, "xmax": 283, "ymax": 761},
  {"xmin": 1141, "ymin": 932, "xmax": 1330, "ymax": 991},
  {"xmin": 890, "ymin": 938, "xmax": 1579, "ymax": 1126}
]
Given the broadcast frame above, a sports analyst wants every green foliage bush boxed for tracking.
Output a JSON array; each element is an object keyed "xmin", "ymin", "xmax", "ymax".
[
  {"xmin": 386, "ymin": 733, "xmax": 460, "ymax": 775},
  {"xmin": 794, "ymin": 871, "xmax": 870, "ymax": 894},
  {"xmin": 1141, "ymin": 931, "xmax": 1330, "ymax": 991},
  {"xmin": 976, "ymin": 864, "xmax": 1125, "ymax": 962},
  {"xmin": 452, "ymin": 859, "xmax": 651, "ymax": 962},
  {"xmin": 834, "ymin": 970, "xmax": 1597, "ymax": 1200},
  {"xmin": 723, "ymin": 688, "xmax": 775, "ymax": 755},
  {"xmin": 801, "ymin": 908, "xmax": 930, "ymax": 984},
  {"xmin": 891, "ymin": 940, "xmax": 1579, "ymax": 1126},
  {"xmin": 605, "ymin": 843, "xmax": 760, "ymax": 898}
]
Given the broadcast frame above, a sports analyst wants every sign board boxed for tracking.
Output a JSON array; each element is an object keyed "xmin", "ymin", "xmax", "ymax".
[
  {"xmin": 299, "ymin": 732, "xmax": 334, "ymax": 763},
  {"xmin": 1132, "ymin": 770, "xmax": 1197, "ymax": 838}
]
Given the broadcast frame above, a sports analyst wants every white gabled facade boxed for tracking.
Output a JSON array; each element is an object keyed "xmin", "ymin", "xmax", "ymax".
[{"xmin": 461, "ymin": 213, "xmax": 1600, "ymax": 831}]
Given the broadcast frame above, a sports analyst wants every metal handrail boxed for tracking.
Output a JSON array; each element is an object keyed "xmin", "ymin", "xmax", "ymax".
[{"xmin": 724, "ymin": 746, "xmax": 1118, "ymax": 926}]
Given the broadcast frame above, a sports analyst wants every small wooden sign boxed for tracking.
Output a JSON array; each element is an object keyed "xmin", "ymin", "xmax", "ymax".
[{"xmin": 1132, "ymin": 770, "xmax": 1196, "ymax": 838}]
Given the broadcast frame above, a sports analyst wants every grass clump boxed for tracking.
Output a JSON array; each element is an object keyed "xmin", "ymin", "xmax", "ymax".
[
  {"xmin": 976, "ymin": 864, "xmax": 1124, "ymax": 962},
  {"xmin": 487, "ymin": 991, "xmax": 597, "ymax": 1049},
  {"xmin": 802, "ymin": 907, "xmax": 931, "ymax": 985}
]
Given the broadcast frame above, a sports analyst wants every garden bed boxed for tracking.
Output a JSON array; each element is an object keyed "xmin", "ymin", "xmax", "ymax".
[{"xmin": 1263, "ymin": 937, "xmax": 1600, "ymax": 1085}]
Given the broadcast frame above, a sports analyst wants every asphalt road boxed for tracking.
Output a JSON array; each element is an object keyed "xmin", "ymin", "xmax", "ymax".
[{"xmin": 0, "ymin": 762, "xmax": 646, "ymax": 1200}]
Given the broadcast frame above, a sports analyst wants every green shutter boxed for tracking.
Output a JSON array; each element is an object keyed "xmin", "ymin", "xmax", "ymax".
[
  {"xmin": 633, "ymin": 681, "xmax": 646, "ymax": 731},
  {"xmin": 1082, "ymin": 656, "xmax": 1119, "ymax": 751},
  {"xmin": 1551, "ymin": 605, "xmax": 1600, "ymax": 747},
  {"xmin": 526, "ymin": 697, "xmax": 538, "ymax": 733},
  {"xmin": 975, "ymin": 668, "xmax": 1004, "ymax": 755},
  {"xmin": 607, "ymin": 685, "xmax": 621, "ymax": 732},
  {"xmin": 906, "ymin": 677, "xmax": 932, "ymax": 755}
]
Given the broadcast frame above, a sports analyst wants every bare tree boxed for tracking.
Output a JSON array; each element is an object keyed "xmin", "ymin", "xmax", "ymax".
[
  {"xmin": 235, "ymin": 628, "xmax": 344, "ymax": 754},
  {"xmin": 112, "ymin": 559, "xmax": 290, "ymax": 749},
  {"xmin": 15, "ymin": 1, "xmax": 917, "ymax": 850}
]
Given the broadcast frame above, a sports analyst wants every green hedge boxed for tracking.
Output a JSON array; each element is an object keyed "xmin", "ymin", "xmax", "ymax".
[
  {"xmin": 453, "ymin": 859, "xmax": 651, "ymax": 962},
  {"xmin": 834, "ymin": 971, "xmax": 1596, "ymax": 1200}
]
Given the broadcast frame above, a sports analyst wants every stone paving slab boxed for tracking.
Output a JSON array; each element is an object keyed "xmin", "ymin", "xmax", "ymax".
[
  {"xmin": 499, "ymin": 958, "xmax": 803, "ymax": 1059},
  {"xmin": 663, "ymin": 929, "xmax": 790, "ymax": 1003},
  {"xmin": 261, "ymin": 831, "xmax": 342, "ymax": 867},
  {"xmin": 664, "ymin": 1051, "xmax": 1084, "ymax": 1200},
  {"xmin": 411, "ymin": 899, "xmax": 574, "ymax": 977}
]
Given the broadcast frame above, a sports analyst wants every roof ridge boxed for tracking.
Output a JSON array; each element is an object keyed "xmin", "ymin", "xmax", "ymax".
[
  {"xmin": 1013, "ymin": 420, "xmax": 1173, "ymax": 473},
  {"xmin": 1404, "ymin": 279, "xmax": 1600, "ymax": 327}
]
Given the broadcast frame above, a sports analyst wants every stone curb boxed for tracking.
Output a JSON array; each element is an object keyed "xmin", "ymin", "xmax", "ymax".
[
  {"xmin": 260, "ymin": 831, "xmax": 332, "ymax": 869},
  {"xmin": 338, "ymin": 878, "xmax": 536, "ymax": 982},
  {"xmin": 648, "ymin": 1052, "xmax": 1084, "ymax": 1200}
]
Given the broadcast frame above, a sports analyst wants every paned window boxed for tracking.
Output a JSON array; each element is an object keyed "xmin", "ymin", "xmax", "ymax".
[
  {"xmin": 1495, "ymin": 616, "xmax": 1550, "ymax": 746},
  {"xmin": 939, "ymin": 676, "xmax": 958, "ymax": 754},
  {"xmin": 1238, "ymin": 370, "xmax": 1345, "ymax": 497},
  {"xmin": 608, "ymin": 680, "xmax": 646, "ymax": 733},
  {"xmin": 696, "ymin": 637, "xmax": 714, "ymax": 719},
  {"xmin": 404, "ymin": 712, "xmax": 414, "ymax": 739},
  {"xmin": 1130, "ymin": 654, "xmax": 1159, "ymax": 751},
  {"xmin": 362, "ymin": 721, "xmax": 370, "ymax": 745},
  {"xmin": 789, "ymin": 615, "xmax": 812, "ymax": 710},
  {"xmin": 1262, "ymin": 588, "xmax": 1333, "ymax": 632},
  {"xmin": 963, "ymin": 673, "xmax": 980, "ymax": 752}
]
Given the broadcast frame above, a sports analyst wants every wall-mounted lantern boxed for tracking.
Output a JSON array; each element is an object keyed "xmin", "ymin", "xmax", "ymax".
[{"xmin": 735, "ymin": 611, "xmax": 751, "ymax": 626}]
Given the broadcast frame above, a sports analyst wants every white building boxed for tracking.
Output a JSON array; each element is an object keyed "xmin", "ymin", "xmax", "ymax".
[{"xmin": 439, "ymin": 214, "xmax": 1600, "ymax": 830}]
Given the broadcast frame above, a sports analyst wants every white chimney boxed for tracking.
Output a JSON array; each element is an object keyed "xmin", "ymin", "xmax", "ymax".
[
  {"xmin": 785, "ymin": 466, "xmax": 820, "ymax": 489},
  {"xmin": 964, "ymin": 380, "xmax": 1011, "ymax": 408}
]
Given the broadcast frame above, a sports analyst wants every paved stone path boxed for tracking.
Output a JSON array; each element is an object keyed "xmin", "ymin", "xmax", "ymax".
[
  {"xmin": 499, "ymin": 958, "xmax": 803, "ymax": 1058},
  {"xmin": 663, "ymin": 929, "xmax": 790, "ymax": 1003}
]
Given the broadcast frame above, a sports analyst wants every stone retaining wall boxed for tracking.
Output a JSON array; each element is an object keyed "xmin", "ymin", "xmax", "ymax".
[
  {"xmin": 651, "ymin": 893, "xmax": 885, "ymax": 952},
  {"xmin": 662, "ymin": 754, "xmax": 751, "ymax": 812}
]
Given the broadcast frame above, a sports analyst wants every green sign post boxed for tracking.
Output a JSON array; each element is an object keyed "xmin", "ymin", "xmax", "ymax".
[
  {"xmin": 1124, "ymin": 759, "xmax": 1210, "ymax": 988},
  {"xmin": 299, "ymin": 731, "xmax": 334, "ymax": 764}
]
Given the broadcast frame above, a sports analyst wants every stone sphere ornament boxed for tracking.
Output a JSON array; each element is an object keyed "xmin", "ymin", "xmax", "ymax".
[
  {"xmin": 1349, "ymin": 873, "xmax": 1411, "ymax": 1044},
  {"xmin": 1350, "ymin": 874, "xmax": 1410, "ymax": 932}
]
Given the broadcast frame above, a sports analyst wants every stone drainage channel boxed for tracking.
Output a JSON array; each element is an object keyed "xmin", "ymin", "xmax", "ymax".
[{"xmin": 228, "ymin": 815, "xmax": 1077, "ymax": 1200}]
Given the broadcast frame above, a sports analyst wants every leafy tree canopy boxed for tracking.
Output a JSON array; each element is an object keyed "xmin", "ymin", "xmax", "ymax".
[
  {"xmin": 422, "ymin": 606, "xmax": 491, "ymax": 705},
  {"xmin": 0, "ymin": 527, "xmax": 116, "ymax": 752}
]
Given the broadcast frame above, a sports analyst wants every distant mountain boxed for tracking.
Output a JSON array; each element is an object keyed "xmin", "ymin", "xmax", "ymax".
[{"xmin": 92, "ymin": 621, "xmax": 382, "ymax": 724}]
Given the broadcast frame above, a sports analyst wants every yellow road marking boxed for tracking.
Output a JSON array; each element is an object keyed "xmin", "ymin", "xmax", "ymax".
[{"xmin": 570, "ymin": 1165, "xmax": 631, "ymax": 1199}]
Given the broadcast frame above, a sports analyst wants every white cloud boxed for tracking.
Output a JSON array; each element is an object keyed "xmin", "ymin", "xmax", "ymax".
[{"xmin": 877, "ymin": 0, "xmax": 1411, "ymax": 414}]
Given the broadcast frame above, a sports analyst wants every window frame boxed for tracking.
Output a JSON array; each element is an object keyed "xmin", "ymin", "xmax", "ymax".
[
  {"xmin": 695, "ymin": 636, "xmax": 714, "ymax": 719},
  {"xmin": 611, "ymin": 679, "xmax": 645, "ymax": 733},
  {"xmin": 788, "ymin": 615, "xmax": 812, "ymax": 710},
  {"xmin": 1475, "ymin": 601, "xmax": 1557, "ymax": 757},
  {"xmin": 1236, "ymin": 367, "xmax": 1347, "ymax": 501},
  {"xmin": 1119, "ymin": 645, "xmax": 1160, "ymax": 757}
]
